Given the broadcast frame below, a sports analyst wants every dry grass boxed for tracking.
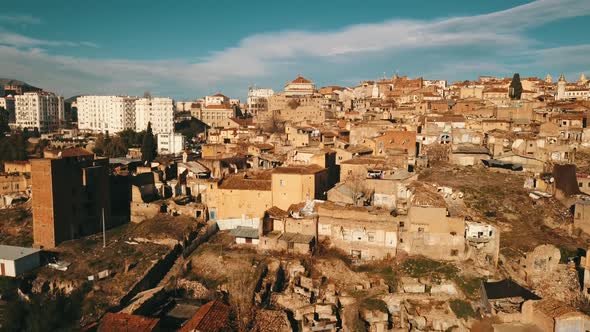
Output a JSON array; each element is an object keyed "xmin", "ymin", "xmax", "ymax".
[
  {"xmin": 418, "ymin": 166, "xmax": 584, "ymax": 254},
  {"xmin": 0, "ymin": 203, "xmax": 33, "ymax": 247}
]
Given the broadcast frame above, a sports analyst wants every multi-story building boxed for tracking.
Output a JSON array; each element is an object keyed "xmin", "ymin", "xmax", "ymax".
[
  {"xmin": 247, "ymin": 88, "xmax": 274, "ymax": 116},
  {"xmin": 77, "ymin": 95, "xmax": 137, "ymax": 133},
  {"xmin": 157, "ymin": 132, "xmax": 185, "ymax": 154},
  {"xmin": 31, "ymin": 148, "xmax": 112, "ymax": 248},
  {"xmin": 135, "ymin": 97, "xmax": 174, "ymax": 134},
  {"xmin": 194, "ymin": 104, "xmax": 236, "ymax": 128},
  {"xmin": 205, "ymin": 93, "xmax": 229, "ymax": 106},
  {"xmin": 15, "ymin": 92, "xmax": 64, "ymax": 133},
  {"xmin": 285, "ymin": 76, "xmax": 315, "ymax": 96}
]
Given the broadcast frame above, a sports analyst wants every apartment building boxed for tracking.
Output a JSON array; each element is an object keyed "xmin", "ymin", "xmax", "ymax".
[
  {"xmin": 77, "ymin": 95, "xmax": 137, "ymax": 133},
  {"xmin": 247, "ymin": 87, "xmax": 274, "ymax": 115},
  {"xmin": 15, "ymin": 92, "xmax": 64, "ymax": 133},
  {"xmin": 135, "ymin": 97, "xmax": 174, "ymax": 133},
  {"xmin": 157, "ymin": 132, "xmax": 185, "ymax": 154}
]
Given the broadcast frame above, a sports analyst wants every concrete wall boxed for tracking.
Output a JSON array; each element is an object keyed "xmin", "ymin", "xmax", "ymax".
[
  {"xmin": 555, "ymin": 315, "xmax": 590, "ymax": 332},
  {"xmin": 14, "ymin": 252, "xmax": 40, "ymax": 277},
  {"xmin": 0, "ymin": 259, "xmax": 16, "ymax": 277},
  {"xmin": 217, "ymin": 217, "xmax": 260, "ymax": 230}
]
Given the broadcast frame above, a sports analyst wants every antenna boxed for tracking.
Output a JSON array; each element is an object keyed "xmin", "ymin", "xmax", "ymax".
[{"xmin": 102, "ymin": 208, "xmax": 106, "ymax": 248}]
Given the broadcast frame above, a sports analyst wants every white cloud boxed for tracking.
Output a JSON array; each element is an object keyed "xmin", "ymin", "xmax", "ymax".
[
  {"xmin": 2, "ymin": 0, "xmax": 590, "ymax": 98},
  {"xmin": 0, "ymin": 31, "xmax": 99, "ymax": 48},
  {"xmin": 0, "ymin": 14, "xmax": 41, "ymax": 25}
]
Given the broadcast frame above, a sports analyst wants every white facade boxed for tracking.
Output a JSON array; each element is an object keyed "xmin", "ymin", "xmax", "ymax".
[
  {"xmin": 285, "ymin": 76, "xmax": 315, "ymax": 96},
  {"xmin": 157, "ymin": 132, "xmax": 185, "ymax": 154},
  {"xmin": 77, "ymin": 95, "xmax": 137, "ymax": 133},
  {"xmin": 15, "ymin": 92, "xmax": 64, "ymax": 133},
  {"xmin": 135, "ymin": 97, "xmax": 174, "ymax": 134},
  {"xmin": 0, "ymin": 245, "xmax": 41, "ymax": 277},
  {"xmin": 205, "ymin": 94, "xmax": 229, "ymax": 106},
  {"xmin": 247, "ymin": 88, "xmax": 274, "ymax": 115}
]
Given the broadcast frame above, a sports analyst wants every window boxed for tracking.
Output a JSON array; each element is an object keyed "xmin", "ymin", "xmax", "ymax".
[
  {"xmin": 280, "ymin": 179, "xmax": 285, "ymax": 187},
  {"xmin": 418, "ymin": 227, "xmax": 424, "ymax": 233},
  {"xmin": 399, "ymin": 221, "xmax": 405, "ymax": 228},
  {"xmin": 368, "ymin": 232, "xmax": 375, "ymax": 242},
  {"xmin": 451, "ymin": 249, "xmax": 459, "ymax": 256}
]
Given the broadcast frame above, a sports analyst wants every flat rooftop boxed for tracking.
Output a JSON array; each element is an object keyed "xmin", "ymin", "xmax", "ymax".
[{"xmin": 0, "ymin": 245, "xmax": 40, "ymax": 261}]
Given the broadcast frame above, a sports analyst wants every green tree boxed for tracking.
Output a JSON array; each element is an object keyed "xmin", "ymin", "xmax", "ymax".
[
  {"xmin": 509, "ymin": 73, "xmax": 523, "ymax": 100},
  {"xmin": 141, "ymin": 122, "xmax": 157, "ymax": 163},
  {"xmin": 118, "ymin": 128, "xmax": 138, "ymax": 149},
  {"xmin": 93, "ymin": 133, "xmax": 105, "ymax": 155},
  {"xmin": 104, "ymin": 136, "xmax": 127, "ymax": 157}
]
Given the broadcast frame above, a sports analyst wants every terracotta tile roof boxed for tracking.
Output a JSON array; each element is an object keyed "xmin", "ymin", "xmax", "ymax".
[
  {"xmin": 212, "ymin": 93, "xmax": 228, "ymax": 98},
  {"xmin": 218, "ymin": 174, "xmax": 272, "ymax": 191},
  {"xmin": 178, "ymin": 300, "xmax": 231, "ymax": 332},
  {"xmin": 290, "ymin": 75, "xmax": 312, "ymax": 84},
  {"xmin": 272, "ymin": 164, "xmax": 325, "ymax": 175},
  {"xmin": 98, "ymin": 313, "xmax": 160, "ymax": 332},
  {"xmin": 267, "ymin": 206, "xmax": 289, "ymax": 219}
]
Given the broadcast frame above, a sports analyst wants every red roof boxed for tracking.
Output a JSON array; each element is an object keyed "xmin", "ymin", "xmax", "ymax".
[
  {"xmin": 212, "ymin": 93, "xmax": 228, "ymax": 98},
  {"xmin": 98, "ymin": 313, "xmax": 160, "ymax": 332},
  {"xmin": 178, "ymin": 300, "xmax": 231, "ymax": 332},
  {"xmin": 290, "ymin": 75, "xmax": 312, "ymax": 84}
]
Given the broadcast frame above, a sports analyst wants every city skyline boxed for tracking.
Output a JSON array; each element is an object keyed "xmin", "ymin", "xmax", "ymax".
[{"xmin": 1, "ymin": 0, "xmax": 589, "ymax": 99}]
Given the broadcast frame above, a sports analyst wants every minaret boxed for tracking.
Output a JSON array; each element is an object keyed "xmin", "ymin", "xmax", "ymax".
[
  {"xmin": 545, "ymin": 74, "xmax": 552, "ymax": 83},
  {"xmin": 557, "ymin": 73, "xmax": 567, "ymax": 100}
]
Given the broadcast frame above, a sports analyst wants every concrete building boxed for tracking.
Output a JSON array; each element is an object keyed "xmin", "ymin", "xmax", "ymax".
[
  {"xmin": 77, "ymin": 95, "xmax": 137, "ymax": 133},
  {"xmin": 285, "ymin": 76, "xmax": 315, "ymax": 96},
  {"xmin": 0, "ymin": 245, "xmax": 40, "ymax": 277},
  {"xmin": 317, "ymin": 202, "xmax": 398, "ymax": 260},
  {"xmin": 195, "ymin": 104, "xmax": 236, "ymax": 128},
  {"xmin": 271, "ymin": 165, "xmax": 329, "ymax": 211},
  {"xmin": 135, "ymin": 97, "xmax": 174, "ymax": 134},
  {"xmin": 15, "ymin": 92, "xmax": 64, "ymax": 133},
  {"xmin": 247, "ymin": 87, "xmax": 274, "ymax": 115},
  {"xmin": 157, "ymin": 132, "xmax": 185, "ymax": 155},
  {"xmin": 205, "ymin": 93, "xmax": 229, "ymax": 106},
  {"xmin": 522, "ymin": 298, "xmax": 590, "ymax": 332},
  {"xmin": 31, "ymin": 148, "xmax": 112, "ymax": 248},
  {"xmin": 0, "ymin": 174, "xmax": 27, "ymax": 195}
]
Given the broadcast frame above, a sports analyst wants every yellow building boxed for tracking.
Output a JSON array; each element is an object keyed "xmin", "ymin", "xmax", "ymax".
[
  {"xmin": 0, "ymin": 174, "xmax": 28, "ymax": 195},
  {"xmin": 271, "ymin": 165, "xmax": 329, "ymax": 210}
]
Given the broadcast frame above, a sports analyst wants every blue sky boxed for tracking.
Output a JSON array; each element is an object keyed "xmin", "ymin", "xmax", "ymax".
[{"xmin": 1, "ymin": 0, "xmax": 589, "ymax": 100}]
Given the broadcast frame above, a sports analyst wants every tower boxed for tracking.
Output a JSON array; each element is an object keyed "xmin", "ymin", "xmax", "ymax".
[
  {"xmin": 545, "ymin": 74, "xmax": 552, "ymax": 83},
  {"xmin": 580, "ymin": 73, "xmax": 587, "ymax": 85},
  {"xmin": 557, "ymin": 73, "xmax": 567, "ymax": 100}
]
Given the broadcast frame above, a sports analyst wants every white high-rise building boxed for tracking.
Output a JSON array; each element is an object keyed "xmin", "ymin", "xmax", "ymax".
[
  {"xmin": 15, "ymin": 92, "xmax": 64, "ymax": 133},
  {"xmin": 77, "ymin": 95, "xmax": 137, "ymax": 133},
  {"xmin": 135, "ymin": 97, "xmax": 174, "ymax": 134}
]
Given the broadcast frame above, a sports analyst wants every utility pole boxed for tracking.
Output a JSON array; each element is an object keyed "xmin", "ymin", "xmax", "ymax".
[{"xmin": 102, "ymin": 207, "xmax": 106, "ymax": 248}]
